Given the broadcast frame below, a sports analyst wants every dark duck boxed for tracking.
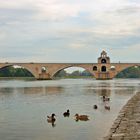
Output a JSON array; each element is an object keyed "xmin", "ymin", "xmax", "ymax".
[{"xmin": 63, "ymin": 109, "xmax": 70, "ymax": 117}]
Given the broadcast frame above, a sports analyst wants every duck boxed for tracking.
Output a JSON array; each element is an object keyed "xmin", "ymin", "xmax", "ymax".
[
  {"xmin": 47, "ymin": 113, "xmax": 56, "ymax": 123},
  {"xmin": 102, "ymin": 95, "xmax": 106, "ymax": 99},
  {"xmin": 93, "ymin": 105, "xmax": 98, "ymax": 109},
  {"xmin": 75, "ymin": 114, "xmax": 89, "ymax": 121},
  {"xmin": 104, "ymin": 105, "xmax": 110, "ymax": 110},
  {"xmin": 102, "ymin": 96, "xmax": 110, "ymax": 102},
  {"xmin": 63, "ymin": 109, "xmax": 70, "ymax": 117},
  {"xmin": 105, "ymin": 97, "xmax": 110, "ymax": 101},
  {"xmin": 102, "ymin": 96, "xmax": 106, "ymax": 102},
  {"xmin": 106, "ymin": 97, "xmax": 110, "ymax": 101}
]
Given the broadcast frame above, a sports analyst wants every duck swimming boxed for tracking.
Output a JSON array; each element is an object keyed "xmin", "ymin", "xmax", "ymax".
[
  {"xmin": 102, "ymin": 96, "xmax": 110, "ymax": 102},
  {"xmin": 104, "ymin": 105, "xmax": 110, "ymax": 110},
  {"xmin": 63, "ymin": 109, "xmax": 70, "ymax": 117},
  {"xmin": 93, "ymin": 105, "xmax": 98, "ymax": 109},
  {"xmin": 75, "ymin": 114, "xmax": 89, "ymax": 121},
  {"xmin": 47, "ymin": 113, "xmax": 56, "ymax": 123}
]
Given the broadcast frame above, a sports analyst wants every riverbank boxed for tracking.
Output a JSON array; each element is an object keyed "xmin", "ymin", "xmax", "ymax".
[{"xmin": 104, "ymin": 92, "xmax": 140, "ymax": 140}]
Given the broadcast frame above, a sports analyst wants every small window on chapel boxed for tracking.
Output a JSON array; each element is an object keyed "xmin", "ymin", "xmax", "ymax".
[
  {"xmin": 101, "ymin": 59, "xmax": 106, "ymax": 64},
  {"xmin": 93, "ymin": 66, "xmax": 97, "ymax": 71}
]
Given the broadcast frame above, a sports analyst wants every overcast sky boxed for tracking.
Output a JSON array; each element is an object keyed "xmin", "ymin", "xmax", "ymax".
[{"xmin": 0, "ymin": 0, "xmax": 140, "ymax": 63}]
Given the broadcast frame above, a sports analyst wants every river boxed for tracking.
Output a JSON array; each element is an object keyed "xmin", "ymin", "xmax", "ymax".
[{"xmin": 0, "ymin": 78, "xmax": 140, "ymax": 140}]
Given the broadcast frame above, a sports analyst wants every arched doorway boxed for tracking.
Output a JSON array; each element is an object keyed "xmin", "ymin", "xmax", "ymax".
[{"xmin": 101, "ymin": 66, "xmax": 106, "ymax": 72}]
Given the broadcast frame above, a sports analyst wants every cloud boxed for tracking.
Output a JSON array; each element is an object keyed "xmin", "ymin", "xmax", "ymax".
[
  {"xmin": 33, "ymin": 1, "xmax": 81, "ymax": 21},
  {"xmin": 0, "ymin": 0, "xmax": 139, "ymax": 62},
  {"xmin": 116, "ymin": 6, "xmax": 140, "ymax": 14},
  {"xmin": 68, "ymin": 43, "xmax": 87, "ymax": 50}
]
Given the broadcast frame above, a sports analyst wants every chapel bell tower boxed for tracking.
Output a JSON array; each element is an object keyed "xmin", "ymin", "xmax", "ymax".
[
  {"xmin": 98, "ymin": 50, "xmax": 110, "ymax": 64},
  {"xmin": 93, "ymin": 50, "xmax": 113, "ymax": 80}
]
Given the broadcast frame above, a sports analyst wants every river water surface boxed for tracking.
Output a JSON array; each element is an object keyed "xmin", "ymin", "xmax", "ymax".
[{"xmin": 0, "ymin": 79, "xmax": 140, "ymax": 140}]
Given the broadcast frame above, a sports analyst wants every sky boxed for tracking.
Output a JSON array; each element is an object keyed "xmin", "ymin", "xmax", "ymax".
[{"xmin": 0, "ymin": 0, "xmax": 140, "ymax": 63}]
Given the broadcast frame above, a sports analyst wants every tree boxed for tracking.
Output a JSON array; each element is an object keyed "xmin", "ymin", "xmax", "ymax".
[
  {"xmin": 55, "ymin": 70, "xmax": 68, "ymax": 77},
  {"xmin": 116, "ymin": 66, "xmax": 140, "ymax": 78},
  {"xmin": 0, "ymin": 66, "xmax": 33, "ymax": 77}
]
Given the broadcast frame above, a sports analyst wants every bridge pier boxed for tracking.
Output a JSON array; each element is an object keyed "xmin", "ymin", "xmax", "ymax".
[
  {"xmin": 37, "ymin": 73, "xmax": 52, "ymax": 80},
  {"xmin": 95, "ymin": 72, "xmax": 113, "ymax": 80}
]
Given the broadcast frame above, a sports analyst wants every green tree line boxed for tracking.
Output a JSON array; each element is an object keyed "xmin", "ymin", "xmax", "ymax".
[
  {"xmin": 116, "ymin": 66, "xmax": 140, "ymax": 78},
  {"xmin": 0, "ymin": 66, "xmax": 33, "ymax": 77},
  {"xmin": 55, "ymin": 70, "xmax": 92, "ymax": 78}
]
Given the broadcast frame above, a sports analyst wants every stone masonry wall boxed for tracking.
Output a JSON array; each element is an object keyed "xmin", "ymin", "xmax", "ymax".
[{"xmin": 104, "ymin": 92, "xmax": 140, "ymax": 140}]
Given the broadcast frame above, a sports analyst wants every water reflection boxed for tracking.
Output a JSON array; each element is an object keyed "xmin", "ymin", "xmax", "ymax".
[
  {"xmin": 45, "ymin": 87, "xmax": 63, "ymax": 94},
  {"xmin": 47, "ymin": 120, "xmax": 56, "ymax": 128},
  {"xmin": 0, "ymin": 88, "xmax": 15, "ymax": 98},
  {"xmin": 86, "ymin": 86, "xmax": 111, "ymax": 97},
  {"xmin": 114, "ymin": 88, "xmax": 135, "ymax": 95},
  {"xmin": 98, "ymin": 89, "xmax": 111, "ymax": 97},
  {"xmin": 0, "ymin": 88, "xmax": 14, "ymax": 94},
  {"xmin": 23, "ymin": 87, "xmax": 43, "ymax": 94},
  {"xmin": 16, "ymin": 86, "xmax": 63, "ymax": 95},
  {"xmin": 51, "ymin": 122, "xmax": 56, "ymax": 127}
]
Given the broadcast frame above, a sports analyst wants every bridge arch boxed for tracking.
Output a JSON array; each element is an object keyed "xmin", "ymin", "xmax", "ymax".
[
  {"xmin": 0, "ymin": 64, "xmax": 36, "ymax": 78},
  {"xmin": 52, "ymin": 65, "xmax": 94, "ymax": 78},
  {"xmin": 114, "ymin": 65, "xmax": 140, "ymax": 78}
]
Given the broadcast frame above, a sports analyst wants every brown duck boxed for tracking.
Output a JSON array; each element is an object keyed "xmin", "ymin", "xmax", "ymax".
[
  {"xmin": 75, "ymin": 114, "xmax": 89, "ymax": 121},
  {"xmin": 47, "ymin": 113, "xmax": 56, "ymax": 123}
]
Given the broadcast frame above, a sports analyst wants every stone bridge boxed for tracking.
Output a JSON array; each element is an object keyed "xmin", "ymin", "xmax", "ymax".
[{"xmin": 0, "ymin": 51, "xmax": 140, "ymax": 80}]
